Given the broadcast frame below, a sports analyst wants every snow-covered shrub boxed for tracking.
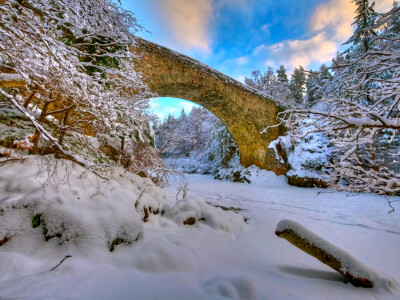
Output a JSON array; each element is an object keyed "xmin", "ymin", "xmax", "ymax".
[
  {"xmin": 0, "ymin": 157, "xmax": 167, "ymax": 253},
  {"xmin": 214, "ymin": 154, "xmax": 249, "ymax": 183},
  {"xmin": 91, "ymin": 132, "xmax": 166, "ymax": 186}
]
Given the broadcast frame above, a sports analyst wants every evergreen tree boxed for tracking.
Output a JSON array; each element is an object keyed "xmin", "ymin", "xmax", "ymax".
[
  {"xmin": 344, "ymin": 0, "xmax": 378, "ymax": 53},
  {"xmin": 289, "ymin": 67, "xmax": 306, "ymax": 105},
  {"xmin": 179, "ymin": 108, "xmax": 188, "ymax": 123},
  {"xmin": 246, "ymin": 67, "xmax": 294, "ymax": 105},
  {"xmin": 386, "ymin": 2, "xmax": 400, "ymax": 36},
  {"xmin": 277, "ymin": 65, "xmax": 288, "ymax": 83},
  {"xmin": 306, "ymin": 64, "xmax": 332, "ymax": 107}
]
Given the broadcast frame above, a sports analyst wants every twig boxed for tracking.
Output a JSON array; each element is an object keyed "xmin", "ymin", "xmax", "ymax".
[
  {"xmin": 386, "ymin": 196, "xmax": 399, "ymax": 214},
  {"xmin": 50, "ymin": 255, "xmax": 72, "ymax": 271}
]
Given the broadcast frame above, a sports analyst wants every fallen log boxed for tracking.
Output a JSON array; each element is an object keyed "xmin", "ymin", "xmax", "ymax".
[{"xmin": 275, "ymin": 219, "xmax": 375, "ymax": 288}]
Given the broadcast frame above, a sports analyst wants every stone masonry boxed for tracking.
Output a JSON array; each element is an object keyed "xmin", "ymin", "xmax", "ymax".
[{"xmin": 132, "ymin": 38, "xmax": 287, "ymax": 175}]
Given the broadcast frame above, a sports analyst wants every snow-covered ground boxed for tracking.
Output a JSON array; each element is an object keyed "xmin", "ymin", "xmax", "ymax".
[{"xmin": 0, "ymin": 163, "xmax": 399, "ymax": 299}]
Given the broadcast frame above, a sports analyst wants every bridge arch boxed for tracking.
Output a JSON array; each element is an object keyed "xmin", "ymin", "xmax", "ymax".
[{"xmin": 133, "ymin": 38, "xmax": 287, "ymax": 175}]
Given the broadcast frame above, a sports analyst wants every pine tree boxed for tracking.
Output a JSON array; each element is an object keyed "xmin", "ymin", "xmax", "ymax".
[
  {"xmin": 344, "ymin": 0, "xmax": 378, "ymax": 53},
  {"xmin": 277, "ymin": 65, "xmax": 288, "ymax": 83},
  {"xmin": 289, "ymin": 67, "xmax": 306, "ymax": 105},
  {"xmin": 306, "ymin": 64, "xmax": 332, "ymax": 107}
]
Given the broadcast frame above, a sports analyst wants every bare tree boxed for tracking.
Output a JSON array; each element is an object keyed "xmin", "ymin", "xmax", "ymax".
[{"xmin": 0, "ymin": 0, "xmax": 155, "ymax": 177}]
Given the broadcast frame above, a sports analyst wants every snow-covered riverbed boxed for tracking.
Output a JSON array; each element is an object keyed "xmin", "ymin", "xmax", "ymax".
[{"xmin": 1, "ymin": 171, "xmax": 400, "ymax": 299}]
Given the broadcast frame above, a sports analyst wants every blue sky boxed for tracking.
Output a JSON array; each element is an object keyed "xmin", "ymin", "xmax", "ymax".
[{"xmin": 122, "ymin": 0, "xmax": 393, "ymax": 119}]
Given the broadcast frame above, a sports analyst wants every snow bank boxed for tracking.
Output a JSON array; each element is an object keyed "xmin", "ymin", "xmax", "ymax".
[
  {"xmin": 0, "ymin": 156, "xmax": 247, "ymax": 257},
  {"xmin": 0, "ymin": 157, "xmax": 165, "ymax": 254}
]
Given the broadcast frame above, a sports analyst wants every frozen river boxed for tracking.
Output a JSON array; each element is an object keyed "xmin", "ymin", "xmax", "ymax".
[{"xmin": 1, "ymin": 170, "xmax": 400, "ymax": 300}]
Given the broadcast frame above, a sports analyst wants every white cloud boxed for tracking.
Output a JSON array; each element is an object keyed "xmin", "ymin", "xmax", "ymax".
[
  {"xmin": 375, "ymin": 0, "xmax": 395, "ymax": 12},
  {"xmin": 248, "ymin": 0, "xmax": 395, "ymax": 72},
  {"xmin": 269, "ymin": 33, "xmax": 337, "ymax": 70},
  {"xmin": 159, "ymin": 0, "xmax": 213, "ymax": 52},
  {"xmin": 179, "ymin": 101, "xmax": 198, "ymax": 113},
  {"xmin": 311, "ymin": 0, "xmax": 393, "ymax": 41},
  {"xmin": 310, "ymin": 0, "xmax": 356, "ymax": 41},
  {"xmin": 236, "ymin": 56, "xmax": 249, "ymax": 66}
]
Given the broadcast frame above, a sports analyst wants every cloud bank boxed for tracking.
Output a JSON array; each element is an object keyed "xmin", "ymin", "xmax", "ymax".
[
  {"xmin": 158, "ymin": 0, "xmax": 213, "ymax": 52},
  {"xmin": 240, "ymin": 0, "xmax": 395, "ymax": 73}
]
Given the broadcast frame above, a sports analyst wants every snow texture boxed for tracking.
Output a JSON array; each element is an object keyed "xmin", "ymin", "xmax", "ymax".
[
  {"xmin": 0, "ymin": 171, "xmax": 399, "ymax": 299},
  {"xmin": 0, "ymin": 157, "xmax": 148, "ymax": 253}
]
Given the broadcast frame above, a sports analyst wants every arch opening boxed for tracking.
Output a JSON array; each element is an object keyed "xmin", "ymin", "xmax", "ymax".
[{"xmin": 148, "ymin": 97, "xmax": 240, "ymax": 175}]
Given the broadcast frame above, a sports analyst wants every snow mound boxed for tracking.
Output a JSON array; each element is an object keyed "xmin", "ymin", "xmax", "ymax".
[
  {"xmin": 0, "ymin": 157, "xmax": 165, "ymax": 254},
  {"xmin": 202, "ymin": 276, "xmax": 258, "ymax": 300},
  {"xmin": 162, "ymin": 197, "xmax": 246, "ymax": 234},
  {"xmin": 240, "ymin": 165, "xmax": 287, "ymax": 187},
  {"xmin": 131, "ymin": 236, "xmax": 195, "ymax": 273}
]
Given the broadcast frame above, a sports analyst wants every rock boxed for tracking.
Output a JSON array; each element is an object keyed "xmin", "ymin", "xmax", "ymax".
[
  {"xmin": 138, "ymin": 170, "xmax": 147, "ymax": 178},
  {"xmin": 0, "ymin": 236, "xmax": 10, "ymax": 247},
  {"xmin": 99, "ymin": 144, "xmax": 119, "ymax": 162},
  {"xmin": 183, "ymin": 217, "xmax": 196, "ymax": 225},
  {"xmin": 287, "ymin": 175, "xmax": 328, "ymax": 188}
]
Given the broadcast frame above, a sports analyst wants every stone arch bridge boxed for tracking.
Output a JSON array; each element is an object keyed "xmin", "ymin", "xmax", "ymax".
[{"xmin": 133, "ymin": 38, "xmax": 286, "ymax": 175}]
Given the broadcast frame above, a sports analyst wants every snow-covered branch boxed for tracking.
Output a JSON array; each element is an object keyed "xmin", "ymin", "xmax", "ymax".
[
  {"xmin": 0, "ymin": 0, "xmax": 158, "ymax": 176},
  {"xmin": 270, "ymin": 4, "xmax": 400, "ymax": 196}
]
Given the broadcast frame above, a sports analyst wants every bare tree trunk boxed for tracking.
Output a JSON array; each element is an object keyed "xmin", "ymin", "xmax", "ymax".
[
  {"xmin": 1, "ymin": 89, "xmax": 111, "ymax": 180},
  {"xmin": 58, "ymin": 107, "xmax": 72, "ymax": 146},
  {"xmin": 117, "ymin": 136, "xmax": 125, "ymax": 166},
  {"xmin": 32, "ymin": 101, "xmax": 50, "ymax": 153},
  {"xmin": 23, "ymin": 90, "xmax": 36, "ymax": 108}
]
